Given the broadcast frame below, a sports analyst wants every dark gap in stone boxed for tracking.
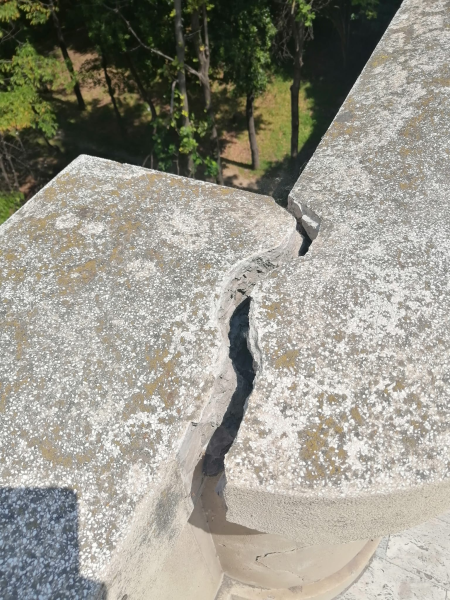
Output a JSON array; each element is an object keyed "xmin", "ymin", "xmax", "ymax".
[
  {"xmin": 202, "ymin": 215, "xmax": 313, "ymax": 478},
  {"xmin": 203, "ymin": 297, "xmax": 255, "ymax": 476},
  {"xmin": 297, "ymin": 221, "xmax": 312, "ymax": 256}
]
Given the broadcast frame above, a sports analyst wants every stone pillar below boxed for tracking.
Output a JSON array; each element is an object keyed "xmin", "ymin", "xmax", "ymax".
[{"xmin": 202, "ymin": 476, "xmax": 379, "ymax": 600}]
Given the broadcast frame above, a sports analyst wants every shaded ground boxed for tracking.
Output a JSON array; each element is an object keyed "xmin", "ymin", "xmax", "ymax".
[
  {"xmin": 218, "ymin": 75, "xmax": 347, "ymax": 206},
  {"xmin": 17, "ymin": 16, "xmax": 349, "ymax": 207}
]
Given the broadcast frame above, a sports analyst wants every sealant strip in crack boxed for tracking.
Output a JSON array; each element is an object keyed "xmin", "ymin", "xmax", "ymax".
[{"xmin": 202, "ymin": 218, "xmax": 314, "ymax": 477}]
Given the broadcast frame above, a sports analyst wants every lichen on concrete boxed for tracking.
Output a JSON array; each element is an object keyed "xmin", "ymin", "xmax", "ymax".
[
  {"xmin": 224, "ymin": 0, "xmax": 450, "ymax": 546},
  {"xmin": 0, "ymin": 155, "xmax": 297, "ymax": 596}
]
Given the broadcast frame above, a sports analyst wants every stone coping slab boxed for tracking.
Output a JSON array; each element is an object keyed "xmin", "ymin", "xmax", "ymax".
[
  {"xmin": 0, "ymin": 155, "xmax": 297, "ymax": 596},
  {"xmin": 224, "ymin": 0, "xmax": 450, "ymax": 545}
]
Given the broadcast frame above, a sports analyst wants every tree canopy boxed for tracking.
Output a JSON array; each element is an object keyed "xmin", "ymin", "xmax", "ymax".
[{"xmin": 0, "ymin": 0, "xmax": 402, "ymax": 222}]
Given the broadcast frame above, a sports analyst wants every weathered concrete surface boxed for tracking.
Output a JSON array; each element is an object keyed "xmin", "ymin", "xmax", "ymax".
[
  {"xmin": 338, "ymin": 511, "xmax": 450, "ymax": 599},
  {"xmin": 0, "ymin": 155, "xmax": 298, "ymax": 597},
  {"xmin": 224, "ymin": 0, "xmax": 450, "ymax": 545}
]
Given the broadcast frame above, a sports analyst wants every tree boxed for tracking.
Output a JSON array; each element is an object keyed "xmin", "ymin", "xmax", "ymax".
[
  {"xmin": 0, "ymin": 42, "xmax": 61, "ymax": 192},
  {"xmin": 326, "ymin": 0, "xmax": 378, "ymax": 69},
  {"xmin": 81, "ymin": 0, "xmax": 164, "ymax": 159},
  {"xmin": 173, "ymin": 0, "xmax": 194, "ymax": 176},
  {"xmin": 48, "ymin": 0, "xmax": 85, "ymax": 110},
  {"xmin": 100, "ymin": 49, "xmax": 126, "ymax": 136},
  {"xmin": 99, "ymin": 0, "xmax": 221, "ymax": 179},
  {"xmin": 214, "ymin": 0, "xmax": 275, "ymax": 170},
  {"xmin": 274, "ymin": 0, "xmax": 329, "ymax": 159},
  {"xmin": 124, "ymin": 51, "xmax": 157, "ymax": 122},
  {"xmin": 188, "ymin": 0, "xmax": 223, "ymax": 183},
  {"xmin": 1, "ymin": 0, "xmax": 86, "ymax": 110}
]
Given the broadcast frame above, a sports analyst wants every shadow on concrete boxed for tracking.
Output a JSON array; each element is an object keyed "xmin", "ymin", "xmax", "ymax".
[{"xmin": 0, "ymin": 487, "xmax": 106, "ymax": 599}]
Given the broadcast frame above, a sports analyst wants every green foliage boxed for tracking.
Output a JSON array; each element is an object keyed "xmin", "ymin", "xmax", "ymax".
[
  {"xmin": 79, "ymin": 0, "xmax": 224, "ymax": 175},
  {"xmin": 352, "ymin": 0, "xmax": 379, "ymax": 20},
  {"xmin": 294, "ymin": 0, "xmax": 316, "ymax": 27},
  {"xmin": 214, "ymin": 0, "xmax": 275, "ymax": 98},
  {"xmin": 0, "ymin": 1, "xmax": 51, "ymax": 26},
  {"xmin": 0, "ymin": 2, "xmax": 21, "ymax": 24},
  {"xmin": 151, "ymin": 123, "xmax": 177, "ymax": 172},
  {"xmin": 0, "ymin": 43, "xmax": 60, "ymax": 137},
  {"xmin": 0, "ymin": 0, "xmax": 401, "ymax": 193},
  {"xmin": 0, "ymin": 0, "xmax": 63, "ymax": 139},
  {"xmin": 81, "ymin": 0, "xmax": 127, "ymax": 52},
  {"xmin": 152, "ymin": 90, "xmax": 218, "ymax": 176},
  {"xmin": 0, "ymin": 191, "xmax": 23, "ymax": 224}
]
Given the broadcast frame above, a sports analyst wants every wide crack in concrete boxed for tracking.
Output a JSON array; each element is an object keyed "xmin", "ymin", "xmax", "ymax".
[
  {"xmin": 203, "ymin": 219, "xmax": 314, "ymax": 477},
  {"xmin": 203, "ymin": 298, "xmax": 254, "ymax": 476}
]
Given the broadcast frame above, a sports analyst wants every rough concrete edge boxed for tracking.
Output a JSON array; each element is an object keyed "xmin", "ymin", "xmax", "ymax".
[
  {"xmin": 0, "ymin": 153, "xmax": 299, "ymax": 596},
  {"xmin": 178, "ymin": 224, "xmax": 301, "ymax": 496},
  {"xmin": 287, "ymin": 0, "xmax": 406, "ymax": 225},
  {"xmin": 66, "ymin": 162, "xmax": 299, "ymax": 595},
  {"xmin": 0, "ymin": 154, "xmax": 94, "ymax": 236},
  {"xmin": 220, "ymin": 0, "xmax": 450, "ymax": 547},
  {"xmin": 222, "ymin": 475, "xmax": 450, "ymax": 547}
]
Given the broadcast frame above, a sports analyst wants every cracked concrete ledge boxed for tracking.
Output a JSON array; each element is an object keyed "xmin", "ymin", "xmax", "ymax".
[
  {"xmin": 223, "ymin": 0, "xmax": 450, "ymax": 547},
  {"xmin": 3, "ymin": 1, "xmax": 449, "ymax": 596},
  {"xmin": 0, "ymin": 155, "xmax": 299, "ymax": 598}
]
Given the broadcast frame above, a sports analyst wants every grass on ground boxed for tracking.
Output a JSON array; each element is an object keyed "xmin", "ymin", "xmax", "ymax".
[{"xmin": 0, "ymin": 47, "xmax": 345, "ymax": 224}]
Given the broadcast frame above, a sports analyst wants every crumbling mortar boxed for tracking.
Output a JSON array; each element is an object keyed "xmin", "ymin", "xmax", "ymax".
[{"xmin": 201, "ymin": 204, "xmax": 319, "ymax": 480}]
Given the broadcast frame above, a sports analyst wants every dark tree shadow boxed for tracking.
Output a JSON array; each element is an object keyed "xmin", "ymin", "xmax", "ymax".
[
  {"xmin": 221, "ymin": 157, "xmax": 253, "ymax": 170},
  {"xmin": 0, "ymin": 488, "xmax": 106, "ymax": 599}
]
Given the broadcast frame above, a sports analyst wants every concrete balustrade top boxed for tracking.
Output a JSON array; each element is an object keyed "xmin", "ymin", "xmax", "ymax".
[
  {"xmin": 2, "ymin": 0, "xmax": 450, "ymax": 597},
  {"xmin": 224, "ymin": 0, "xmax": 450, "ymax": 547},
  {"xmin": 0, "ymin": 156, "xmax": 299, "ymax": 597}
]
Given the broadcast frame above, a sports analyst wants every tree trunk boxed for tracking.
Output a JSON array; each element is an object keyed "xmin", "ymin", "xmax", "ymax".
[
  {"xmin": 50, "ymin": 1, "xmax": 85, "ymax": 111},
  {"xmin": 0, "ymin": 139, "xmax": 12, "ymax": 192},
  {"xmin": 174, "ymin": 0, "xmax": 194, "ymax": 176},
  {"xmin": 1, "ymin": 136, "xmax": 19, "ymax": 190},
  {"xmin": 290, "ymin": 62, "xmax": 301, "ymax": 158},
  {"xmin": 329, "ymin": 0, "xmax": 351, "ymax": 70},
  {"xmin": 16, "ymin": 133, "xmax": 36, "ymax": 180},
  {"xmin": 124, "ymin": 52, "xmax": 158, "ymax": 121},
  {"xmin": 124, "ymin": 52, "xmax": 157, "ymax": 168},
  {"xmin": 246, "ymin": 93, "xmax": 259, "ymax": 170},
  {"xmin": 101, "ymin": 52, "xmax": 126, "ymax": 137},
  {"xmin": 290, "ymin": 17, "xmax": 305, "ymax": 159},
  {"xmin": 191, "ymin": 4, "xmax": 223, "ymax": 184}
]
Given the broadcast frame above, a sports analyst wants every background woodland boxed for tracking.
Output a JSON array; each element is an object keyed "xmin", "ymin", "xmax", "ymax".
[{"xmin": 0, "ymin": 0, "xmax": 401, "ymax": 223}]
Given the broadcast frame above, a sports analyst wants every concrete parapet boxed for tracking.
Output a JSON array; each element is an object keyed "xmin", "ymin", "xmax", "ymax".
[
  {"xmin": 0, "ymin": 155, "xmax": 298, "ymax": 597},
  {"xmin": 224, "ymin": 0, "xmax": 450, "ymax": 549},
  {"xmin": 1, "ymin": 0, "xmax": 449, "ymax": 597}
]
